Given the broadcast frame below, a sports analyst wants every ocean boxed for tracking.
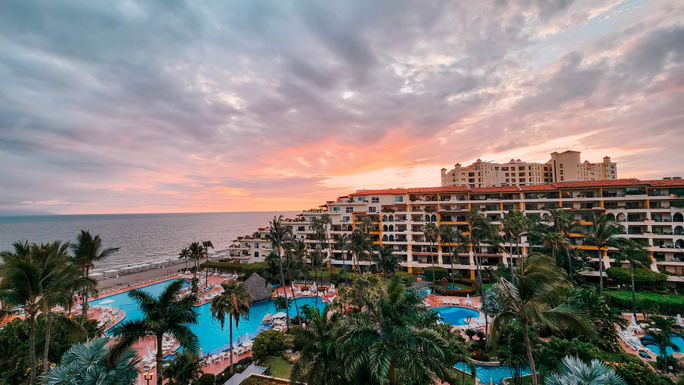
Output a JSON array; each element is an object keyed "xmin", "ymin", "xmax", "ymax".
[{"xmin": 0, "ymin": 211, "xmax": 294, "ymax": 269}]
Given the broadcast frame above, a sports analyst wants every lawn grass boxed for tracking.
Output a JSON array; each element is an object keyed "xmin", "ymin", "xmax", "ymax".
[{"xmin": 264, "ymin": 356, "xmax": 292, "ymax": 379}]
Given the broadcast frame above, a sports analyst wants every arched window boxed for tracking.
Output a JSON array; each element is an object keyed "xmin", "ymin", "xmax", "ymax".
[
  {"xmin": 606, "ymin": 213, "xmax": 615, "ymax": 221},
  {"xmin": 674, "ymin": 213, "xmax": 684, "ymax": 222},
  {"xmin": 389, "ymin": 215, "xmax": 394, "ymax": 221},
  {"xmin": 389, "ymin": 235, "xmax": 395, "ymax": 241},
  {"xmin": 389, "ymin": 225, "xmax": 394, "ymax": 231},
  {"xmin": 382, "ymin": 235, "xmax": 388, "ymax": 242},
  {"xmin": 383, "ymin": 225, "xmax": 388, "ymax": 231},
  {"xmin": 382, "ymin": 215, "xmax": 388, "ymax": 221}
]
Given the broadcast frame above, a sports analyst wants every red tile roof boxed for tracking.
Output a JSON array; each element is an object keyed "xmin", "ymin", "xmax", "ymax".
[
  {"xmin": 348, "ymin": 178, "xmax": 682, "ymax": 198},
  {"xmin": 644, "ymin": 179, "xmax": 684, "ymax": 187},
  {"xmin": 551, "ymin": 178, "xmax": 644, "ymax": 188},
  {"xmin": 470, "ymin": 186, "xmax": 521, "ymax": 193}
]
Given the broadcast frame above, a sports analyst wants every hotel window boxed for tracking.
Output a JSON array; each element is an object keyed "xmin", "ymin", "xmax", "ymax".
[
  {"xmin": 342, "ymin": 216, "xmax": 350, "ymax": 222},
  {"xmin": 346, "ymin": 207, "xmax": 353, "ymax": 213},
  {"xmin": 395, "ymin": 196, "xmax": 404, "ymax": 202},
  {"xmin": 358, "ymin": 197, "xmax": 366, "ymax": 202},
  {"xmin": 254, "ymin": 243, "xmax": 259, "ymax": 248},
  {"xmin": 333, "ymin": 206, "xmax": 340, "ymax": 212},
  {"xmin": 371, "ymin": 196, "xmax": 380, "ymax": 203},
  {"xmin": 368, "ymin": 206, "xmax": 377, "ymax": 213},
  {"xmin": 298, "ymin": 226, "xmax": 305, "ymax": 231}
]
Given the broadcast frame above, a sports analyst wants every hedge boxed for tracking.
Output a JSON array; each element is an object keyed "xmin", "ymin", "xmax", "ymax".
[
  {"xmin": 423, "ymin": 267, "xmax": 449, "ymax": 281},
  {"xmin": 605, "ymin": 290, "xmax": 684, "ymax": 316},
  {"xmin": 201, "ymin": 261, "xmax": 270, "ymax": 277},
  {"xmin": 606, "ymin": 267, "xmax": 668, "ymax": 291},
  {"xmin": 394, "ymin": 271, "xmax": 417, "ymax": 285}
]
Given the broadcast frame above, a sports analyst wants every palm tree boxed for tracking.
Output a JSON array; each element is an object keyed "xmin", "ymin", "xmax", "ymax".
[
  {"xmin": 0, "ymin": 241, "xmax": 65, "ymax": 385},
  {"xmin": 490, "ymin": 254, "xmax": 593, "ymax": 385},
  {"xmin": 163, "ymin": 350, "xmax": 203, "ymax": 385},
  {"xmin": 335, "ymin": 233, "xmax": 351, "ymax": 284},
  {"xmin": 267, "ymin": 215, "xmax": 293, "ymax": 331},
  {"xmin": 309, "ymin": 247, "xmax": 325, "ymax": 307},
  {"xmin": 70, "ymin": 230, "xmax": 119, "ymax": 317},
  {"xmin": 210, "ymin": 280, "xmax": 251, "ymax": 375},
  {"xmin": 545, "ymin": 356, "xmax": 626, "ymax": 385},
  {"xmin": 286, "ymin": 239, "xmax": 307, "ymax": 320},
  {"xmin": 188, "ymin": 241, "xmax": 204, "ymax": 280},
  {"xmin": 39, "ymin": 244, "xmax": 92, "ymax": 375},
  {"xmin": 614, "ymin": 238, "xmax": 652, "ymax": 320},
  {"xmin": 642, "ymin": 316, "xmax": 684, "ymax": 371},
  {"xmin": 202, "ymin": 240, "xmax": 214, "ymax": 288},
  {"xmin": 178, "ymin": 247, "xmax": 191, "ymax": 270},
  {"xmin": 348, "ymin": 230, "xmax": 372, "ymax": 274},
  {"xmin": 291, "ymin": 306, "xmax": 345, "ymax": 385},
  {"xmin": 585, "ymin": 214, "xmax": 621, "ymax": 296},
  {"xmin": 502, "ymin": 210, "xmax": 528, "ymax": 271},
  {"xmin": 312, "ymin": 214, "xmax": 332, "ymax": 259},
  {"xmin": 337, "ymin": 278, "xmax": 460, "ymax": 385},
  {"xmin": 273, "ymin": 295, "xmax": 288, "ymax": 314},
  {"xmin": 423, "ymin": 222, "xmax": 440, "ymax": 291},
  {"xmin": 467, "ymin": 208, "xmax": 498, "ymax": 336},
  {"xmin": 109, "ymin": 280, "xmax": 199, "ymax": 385},
  {"xmin": 439, "ymin": 224, "xmax": 462, "ymax": 287},
  {"xmin": 44, "ymin": 337, "xmax": 139, "ymax": 385},
  {"xmin": 373, "ymin": 245, "xmax": 401, "ymax": 288}
]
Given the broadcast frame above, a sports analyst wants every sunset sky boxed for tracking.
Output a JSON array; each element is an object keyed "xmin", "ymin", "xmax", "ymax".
[{"xmin": 1, "ymin": 0, "xmax": 683, "ymax": 215}]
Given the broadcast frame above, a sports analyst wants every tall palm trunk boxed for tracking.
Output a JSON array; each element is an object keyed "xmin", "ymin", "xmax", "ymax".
[
  {"xmin": 229, "ymin": 313, "xmax": 234, "ymax": 374},
  {"xmin": 388, "ymin": 361, "xmax": 397, "ymax": 385},
  {"xmin": 630, "ymin": 262, "xmax": 637, "ymax": 320},
  {"xmin": 42, "ymin": 311, "xmax": 52, "ymax": 374},
  {"xmin": 289, "ymin": 282, "xmax": 300, "ymax": 321},
  {"xmin": 566, "ymin": 248, "xmax": 573, "ymax": 283},
  {"xmin": 341, "ymin": 251, "xmax": 348, "ymax": 285},
  {"xmin": 314, "ymin": 268, "xmax": 319, "ymax": 308},
  {"xmin": 205, "ymin": 252, "xmax": 209, "ymax": 288},
  {"xmin": 475, "ymin": 245, "xmax": 489, "ymax": 337},
  {"xmin": 522, "ymin": 320, "xmax": 538, "ymax": 385},
  {"xmin": 450, "ymin": 252, "xmax": 456, "ymax": 290},
  {"xmin": 276, "ymin": 254, "xmax": 290, "ymax": 331},
  {"xmin": 29, "ymin": 311, "xmax": 37, "ymax": 385},
  {"xmin": 430, "ymin": 241, "xmax": 436, "ymax": 292},
  {"xmin": 598, "ymin": 246, "xmax": 604, "ymax": 296},
  {"xmin": 512, "ymin": 237, "xmax": 519, "ymax": 285},
  {"xmin": 156, "ymin": 333, "xmax": 163, "ymax": 385},
  {"xmin": 81, "ymin": 267, "xmax": 89, "ymax": 318}
]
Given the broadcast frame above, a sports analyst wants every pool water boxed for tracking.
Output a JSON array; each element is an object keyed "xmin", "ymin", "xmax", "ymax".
[
  {"xmin": 455, "ymin": 362, "xmax": 531, "ymax": 385},
  {"xmin": 432, "ymin": 306, "xmax": 480, "ymax": 325},
  {"xmin": 643, "ymin": 334, "xmax": 684, "ymax": 357},
  {"xmin": 90, "ymin": 279, "xmax": 326, "ymax": 353}
]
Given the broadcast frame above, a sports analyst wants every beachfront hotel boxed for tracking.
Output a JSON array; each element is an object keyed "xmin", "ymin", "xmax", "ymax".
[
  {"xmin": 441, "ymin": 150, "xmax": 617, "ymax": 187},
  {"xmin": 229, "ymin": 174, "xmax": 684, "ymax": 282}
]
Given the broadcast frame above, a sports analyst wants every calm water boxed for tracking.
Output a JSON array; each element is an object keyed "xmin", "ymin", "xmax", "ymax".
[
  {"xmin": 0, "ymin": 212, "xmax": 294, "ymax": 269},
  {"xmin": 91, "ymin": 279, "xmax": 325, "ymax": 354},
  {"xmin": 455, "ymin": 362, "xmax": 531, "ymax": 385},
  {"xmin": 644, "ymin": 334, "xmax": 684, "ymax": 357},
  {"xmin": 432, "ymin": 306, "xmax": 480, "ymax": 325}
]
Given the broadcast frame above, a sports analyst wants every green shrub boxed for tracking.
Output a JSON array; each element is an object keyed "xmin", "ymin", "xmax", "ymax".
[
  {"xmin": 394, "ymin": 271, "xmax": 417, "ymax": 284},
  {"xmin": 605, "ymin": 291, "xmax": 684, "ymax": 316},
  {"xmin": 252, "ymin": 330, "xmax": 291, "ymax": 363},
  {"xmin": 611, "ymin": 355, "xmax": 667, "ymax": 385},
  {"xmin": 197, "ymin": 373, "xmax": 216, "ymax": 385},
  {"xmin": 423, "ymin": 267, "xmax": 449, "ymax": 281},
  {"xmin": 606, "ymin": 267, "xmax": 668, "ymax": 290}
]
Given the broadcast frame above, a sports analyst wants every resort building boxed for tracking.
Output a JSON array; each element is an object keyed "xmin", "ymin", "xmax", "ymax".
[
  {"xmin": 228, "ymin": 178, "xmax": 684, "ymax": 282},
  {"xmin": 441, "ymin": 150, "xmax": 617, "ymax": 187}
]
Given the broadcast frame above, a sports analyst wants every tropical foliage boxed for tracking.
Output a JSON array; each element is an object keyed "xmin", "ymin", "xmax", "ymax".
[
  {"xmin": 44, "ymin": 338, "xmax": 138, "ymax": 385},
  {"xmin": 109, "ymin": 280, "xmax": 199, "ymax": 385}
]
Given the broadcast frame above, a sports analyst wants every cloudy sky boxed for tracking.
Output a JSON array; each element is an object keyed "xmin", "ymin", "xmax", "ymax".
[{"xmin": 1, "ymin": 0, "xmax": 683, "ymax": 214}]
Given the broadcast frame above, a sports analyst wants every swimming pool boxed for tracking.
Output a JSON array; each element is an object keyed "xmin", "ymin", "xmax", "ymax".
[
  {"xmin": 90, "ymin": 279, "xmax": 326, "ymax": 353},
  {"xmin": 455, "ymin": 362, "xmax": 531, "ymax": 385},
  {"xmin": 643, "ymin": 334, "xmax": 684, "ymax": 357},
  {"xmin": 432, "ymin": 306, "xmax": 480, "ymax": 326}
]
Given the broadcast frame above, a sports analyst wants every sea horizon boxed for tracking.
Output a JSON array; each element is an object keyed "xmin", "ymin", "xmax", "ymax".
[{"xmin": 0, "ymin": 211, "xmax": 297, "ymax": 270}]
